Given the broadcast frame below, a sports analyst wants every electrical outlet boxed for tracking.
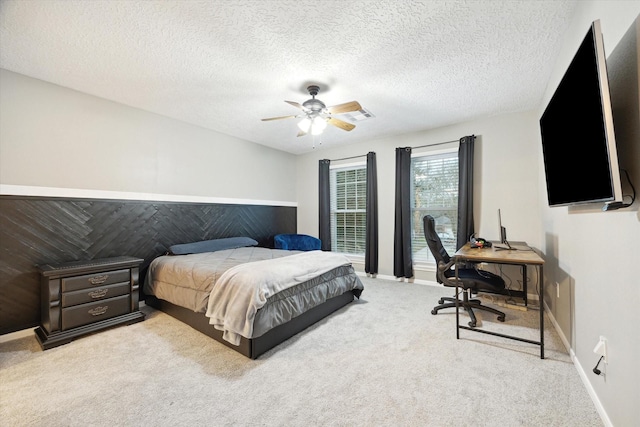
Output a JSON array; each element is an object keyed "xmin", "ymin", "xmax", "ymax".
[{"xmin": 594, "ymin": 336, "xmax": 608, "ymax": 364}]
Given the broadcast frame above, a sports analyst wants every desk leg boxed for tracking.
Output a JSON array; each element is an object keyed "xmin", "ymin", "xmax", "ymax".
[
  {"xmin": 540, "ymin": 265, "xmax": 545, "ymax": 359},
  {"xmin": 523, "ymin": 265, "xmax": 528, "ymax": 306},
  {"xmin": 455, "ymin": 261, "xmax": 460, "ymax": 339}
]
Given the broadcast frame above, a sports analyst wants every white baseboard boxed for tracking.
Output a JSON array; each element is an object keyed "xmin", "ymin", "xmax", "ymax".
[
  {"xmin": 543, "ymin": 300, "xmax": 612, "ymax": 427},
  {"xmin": 355, "ymin": 272, "xmax": 440, "ymax": 287}
]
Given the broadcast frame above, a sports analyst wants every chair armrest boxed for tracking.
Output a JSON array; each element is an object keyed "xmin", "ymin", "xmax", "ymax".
[{"xmin": 437, "ymin": 259, "xmax": 463, "ymax": 288}]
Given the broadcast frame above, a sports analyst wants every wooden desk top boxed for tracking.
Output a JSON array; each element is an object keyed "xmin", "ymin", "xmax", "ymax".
[{"xmin": 455, "ymin": 242, "xmax": 545, "ymax": 265}]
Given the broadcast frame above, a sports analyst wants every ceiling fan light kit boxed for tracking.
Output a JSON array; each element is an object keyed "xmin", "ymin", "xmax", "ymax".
[
  {"xmin": 262, "ymin": 85, "xmax": 363, "ymax": 138},
  {"xmin": 311, "ymin": 116, "xmax": 327, "ymax": 135},
  {"xmin": 297, "ymin": 117, "xmax": 312, "ymax": 133},
  {"xmin": 297, "ymin": 115, "xmax": 326, "ymax": 135}
]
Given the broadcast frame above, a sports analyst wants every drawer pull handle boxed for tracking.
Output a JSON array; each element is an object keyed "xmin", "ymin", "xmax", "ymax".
[
  {"xmin": 88, "ymin": 306, "xmax": 108, "ymax": 316},
  {"xmin": 88, "ymin": 289, "xmax": 108, "ymax": 299},
  {"xmin": 88, "ymin": 275, "xmax": 109, "ymax": 285}
]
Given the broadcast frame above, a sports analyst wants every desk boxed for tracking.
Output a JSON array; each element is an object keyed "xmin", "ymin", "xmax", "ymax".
[{"xmin": 454, "ymin": 242, "xmax": 546, "ymax": 358}]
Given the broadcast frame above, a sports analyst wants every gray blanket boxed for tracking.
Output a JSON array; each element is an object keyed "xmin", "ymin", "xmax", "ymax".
[
  {"xmin": 205, "ymin": 250, "xmax": 355, "ymax": 345},
  {"xmin": 145, "ymin": 247, "xmax": 300, "ymax": 313}
]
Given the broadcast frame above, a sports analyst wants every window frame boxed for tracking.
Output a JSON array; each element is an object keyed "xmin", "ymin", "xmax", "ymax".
[
  {"xmin": 329, "ymin": 161, "xmax": 367, "ymax": 257},
  {"xmin": 410, "ymin": 147, "xmax": 459, "ymax": 268}
]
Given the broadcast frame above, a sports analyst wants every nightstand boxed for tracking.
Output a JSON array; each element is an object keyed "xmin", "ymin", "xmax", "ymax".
[{"xmin": 35, "ymin": 256, "xmax": 145, "ymax": 350}]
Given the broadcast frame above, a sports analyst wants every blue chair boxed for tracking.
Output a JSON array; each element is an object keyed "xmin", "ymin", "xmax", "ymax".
[{"xmin": 274, "ymin": 234, "xmax": 322, "ymax": 251}]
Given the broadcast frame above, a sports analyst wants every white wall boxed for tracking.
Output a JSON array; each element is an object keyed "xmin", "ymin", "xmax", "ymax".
[
  {"xmin": 295, "ymin": 110, "xmax": 542, "ymax": 281},
  {"xmin": 537, "ymin": 4, "xmax": 640, "ymax": 426},
  {"xmin": 0, "ymin": 69, "xmax": 297, "ymax": 204}
]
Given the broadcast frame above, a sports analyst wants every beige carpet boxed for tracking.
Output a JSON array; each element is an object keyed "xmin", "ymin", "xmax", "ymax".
[{"xmin": 0, "ymin": 277, "xmax": 602, "ymax": 426}]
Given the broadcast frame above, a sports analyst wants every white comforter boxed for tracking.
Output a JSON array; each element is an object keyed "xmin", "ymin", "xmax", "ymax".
[{"xmin": 204, "ymin": 250, "xmax": 351, "ymax": 345}]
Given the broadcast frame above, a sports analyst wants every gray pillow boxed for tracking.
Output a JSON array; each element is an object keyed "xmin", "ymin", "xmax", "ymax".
[{"xmin": 168, "ymin": 237, "xmax": 258, "ymax": 255}]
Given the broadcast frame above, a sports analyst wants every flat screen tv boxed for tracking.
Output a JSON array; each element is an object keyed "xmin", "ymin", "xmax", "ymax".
[{"xmin": 539, "ymin": 20, "xmax": 623, "ymax": 207}]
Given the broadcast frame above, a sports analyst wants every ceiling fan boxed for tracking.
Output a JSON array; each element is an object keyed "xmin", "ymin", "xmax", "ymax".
[{"xmin": 261, "ymin": 85, "xmax": 362, "ymax": 137}]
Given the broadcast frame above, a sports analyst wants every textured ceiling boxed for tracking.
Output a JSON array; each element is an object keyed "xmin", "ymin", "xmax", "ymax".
[{"xmin": 0, "ymin": 0, "xmax": 577, "ymax": 155}]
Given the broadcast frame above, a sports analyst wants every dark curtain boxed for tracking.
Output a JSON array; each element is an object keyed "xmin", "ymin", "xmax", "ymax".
[
  {"xmin": 457, "ymin": 135, "xmax": 475, "ymax": 249},
  {"xmin": 318, "ymin": 159, "xmax": 331, "ymax": 251},
  {"xmin": 365, "ymin": 152, "xmax": 378, "ymax": 274},
  {"xmin": 394, "ymin": 147, "xmax": 413, "ymax": 278}
]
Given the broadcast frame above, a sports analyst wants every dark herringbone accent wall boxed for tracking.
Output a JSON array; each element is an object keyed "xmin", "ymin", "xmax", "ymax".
[{"xmin": 0, "ymin": 196, "xmax": 296, "ymax": 334}]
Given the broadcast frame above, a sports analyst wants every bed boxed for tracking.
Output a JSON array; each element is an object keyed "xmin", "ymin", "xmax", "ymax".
[{"xmin": 143, "ymin": 237, "xmax": 364, "ymax": 359}]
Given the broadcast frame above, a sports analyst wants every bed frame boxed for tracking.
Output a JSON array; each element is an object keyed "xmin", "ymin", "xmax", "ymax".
[{"xmin": 145, "ymin": 290, "xmax": 358, "ymax": 359}]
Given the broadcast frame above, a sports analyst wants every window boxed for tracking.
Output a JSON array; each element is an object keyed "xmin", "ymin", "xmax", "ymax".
[
  {"xmin": 411, "ymin": 150, "xmax": 459, "ymax": 264},
  {"xmin": 330, "ymin": 164, "xmax": 366, "ymax": 255}
]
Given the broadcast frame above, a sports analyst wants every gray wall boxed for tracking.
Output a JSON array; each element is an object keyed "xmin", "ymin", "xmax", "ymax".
[
  {"xmin": 0, "ymin": 69, "xmax": 296, "ymax": 203},
  {"xmin": 537, "ymin": 5, "xmax": 640, "ymax": 427}
]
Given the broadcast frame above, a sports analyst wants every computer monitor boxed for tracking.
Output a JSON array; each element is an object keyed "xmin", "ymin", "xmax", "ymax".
[
  {"xmin": 495, "ymin": 209, "xmax": 531, "ymax": 251},
  {"xmin": 498, "ymin": 209, "xmax": 507, "ymax": 244}
]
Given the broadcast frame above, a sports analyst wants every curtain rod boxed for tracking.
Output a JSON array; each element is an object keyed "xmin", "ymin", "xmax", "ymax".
[
  {"xmin": 329, "ymin": 136, "xmax": 471, "ymax": 160},
  {"xmin": 411, "ymin": 138, "xmax": 460, "ymax": 150},
  {"xmin": 329, "ymin": 153, "xmax": 369, "ymax": 162}
]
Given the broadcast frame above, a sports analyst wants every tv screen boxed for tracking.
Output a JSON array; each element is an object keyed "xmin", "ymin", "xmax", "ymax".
[{"xmin": 539, "ymin": 20, "xmax": 622, "ymax": 207}]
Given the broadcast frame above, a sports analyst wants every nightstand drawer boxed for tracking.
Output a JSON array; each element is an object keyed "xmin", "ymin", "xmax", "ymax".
[
  {"xmin": 61, "ymin": 294, "xmax": 130, "ymax": 330},
  {"xmin": 62, "ymin": 269, "xmax": 130, "ymax": 292},
  {"xmin": 62, "ymin": 282, "xmax": 130, "ymax": 307}
]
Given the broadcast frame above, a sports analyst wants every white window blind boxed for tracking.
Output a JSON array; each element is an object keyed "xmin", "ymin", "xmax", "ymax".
[
  {"xmin": 411, "ymin": 151, "xmax": 459, "ymax": 265},
  {"xmin": 330, "ymin": 165, "xmax": 367, "ymax": 255}
]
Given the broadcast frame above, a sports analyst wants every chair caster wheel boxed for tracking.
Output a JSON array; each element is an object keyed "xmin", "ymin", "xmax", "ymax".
[
  {"xmin": 431, "ymin": 309, "xmax": 437, "ymax": 315},
  {"xmin": 438, "ymin": 298, "xmax": 445, "ymax": 304},
  {"xmin": 497, "ymin": 315, "xmax": 505, "ymax": 322},
  {"xmin": 468, "ymin": 321, "xmax": 476, "ymax": 328}
]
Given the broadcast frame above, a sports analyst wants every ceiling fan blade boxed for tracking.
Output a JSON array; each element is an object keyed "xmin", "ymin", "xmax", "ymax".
[
  {"xmin": 261, "ymin": 115, "xmax": 297, "ymax": 121},
  {"xmin": 327, "ymin": 117, "xmax": 356, "ymax": 131},
  {"xmin": 285, "ymin": 100, "xmax": 305, "ymax": 110},
  {"xmin": 327, "ymin": 101, "xmax": 362, "ymax": 114},
  {"xmin": 297, "ymin": 129, "xmax": 307, "ymax": 137}
]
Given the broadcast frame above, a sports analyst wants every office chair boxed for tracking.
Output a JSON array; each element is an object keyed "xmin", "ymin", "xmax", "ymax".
[{"xmin": 423, "ymin": 215, "xmax": 506, "ymax": 327}]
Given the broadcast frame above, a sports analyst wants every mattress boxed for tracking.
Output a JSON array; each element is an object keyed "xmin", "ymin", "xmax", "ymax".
[{"xmin": 144, "ymin": 247, "xmax": 364, "ymax": 344}]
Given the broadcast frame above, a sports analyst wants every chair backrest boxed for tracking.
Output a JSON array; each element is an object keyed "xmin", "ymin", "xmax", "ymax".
[
  {"xmin": 274, "ymin": 234, "xmax": 321, "ymax": 251},
  {"xmin": 423, "ymin": 215, "xmax": 505, "ymax": 292},
  {"xmin": 423, "ymin": 215, "xmax": 451, "ymax": 265}
]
